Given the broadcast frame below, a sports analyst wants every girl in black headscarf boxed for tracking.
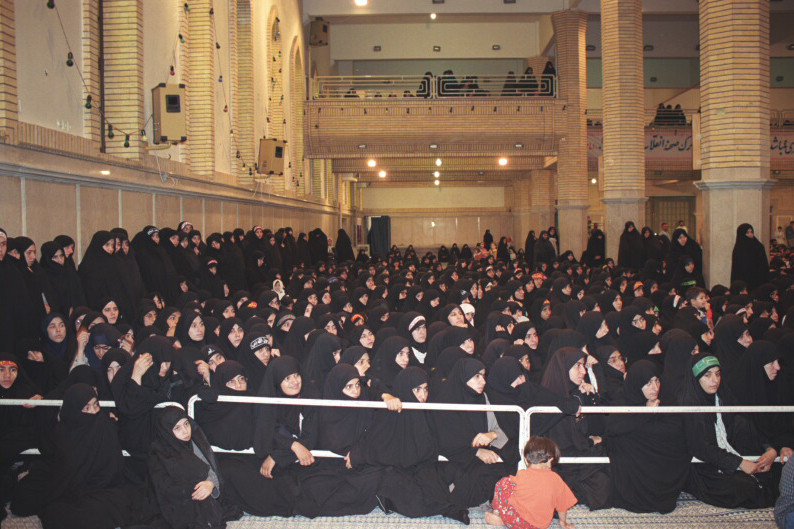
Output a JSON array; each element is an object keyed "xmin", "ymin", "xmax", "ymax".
[
  {"xmin": 593, "ymin": 345, "xmax": 626, "ymax": 405},
  {"xmin": 194, "ymin": 360, "xmax": 295, "ymax": 517},
  {"xmin": 431, "ymin": 357, "xmax": 511, "ymax": 508},
  {"xmin": 541, "ymin": 346, "xmax": 611, "ymax": 510},
  {"xmin": 148, "ymin": 406, "xmax": 242, "ymax": 528},
  {"xmin": 679, "ymin": 353, "xmax": 778, "ymax": 508},
  {"xmin": 35, "ymin": 384, "xmax": 135, "ymax": 529},
  {"xmin": 533, "ymin": 231, "xmax": 557, "ymax": 267},
  {"xmin": 659, "ymin": 330, "xmax": 698, "ymax": 405},
  {"xmin": 304, "ymin": 332, "xmax": 342, "ymax": 389},
  {"xmin": 618, "ymin": 222, "xmax": 644, "ymax": 270},
  {"xmin": 370, "ymin": 335, "xmax": 411, "ymax": 390},
  {"xmin": 398, "ymin": 312, "xmax": 429, "ymax": 368},
  {"xmin": 584, "ymin": 227, "xmax": 606, "ymax": 267},
  {"xmin": 606, "ymin": 360, "xmax": 689, "ymax": 513},
  {"xmin": 711, "ymin": 314, "xmax": 752, "ymax": 378},
  {"xmin": 281, "ymin": 316, "xmax": 316, "ymax": 364},
  {"xmin": 334, "ymin": 229, "xmax": 355, "ymax": 262},
  {"xmin": 730, "ymin": 223, "xmax": 770, "ymax": 291},
  {"xmin": 78, "ymin": 231, "xmax": 135, "ymax": 320},
  {"xmin": 668, "ymin": 228, "xmax": 703, "ymax": 282},
  {"xmin": 132, "ymin": 226, "xmax": 179, "ymax": 304},
  {"xmin": 40, "ymin": 240, "xmax": 86, "ymax": 315}
]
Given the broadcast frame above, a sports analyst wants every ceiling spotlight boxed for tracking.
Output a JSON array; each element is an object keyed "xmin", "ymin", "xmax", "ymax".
[
  {"xmin": 430, "ymin": 13, "xmax": 437, "ymax": 20},
  {"xmin": 429, "ymin": 144, "xmax": 438, "ymax": 149},
  {"xmin": 514, "ymin": 143, "xmax": 524, "ymax": 149},
  {"xmin": 100, "ymin": 170, "xmax": 111, "ymax": 175},
  {"xmin": 354, "ymin": 0, "xmax": 368, "ymax": 6},
  {"xmin": 379, "ymin": 170, "xmax": 387, "ymax": 178},
  {"xmin": 358, "ymin": 144, "xmax": 367, "ymax": 149},
  {"xmin": 434, "ymin": 171, "xmax": 440, "ymax": 178},
  {"xmin": 433, "ymin": 45, "xmax": 441, "ymax": 52},
  {"xmin": 435, "ymin": 158, "xmax": 442, "ymax": 166},
  {"xmin": 498, "ymin": 157, "xmax": 508, "ymax": 166},
  {"xmin": 591, "ymin": 177, "xmax": 597, "ymax": 184},
  {"xmin": 434, "ymin": 179, "xmax": 440, "ymax": 186},
  {"xmin": 367, "ymin": 159, "xmax": 377, "ymax": 167}
]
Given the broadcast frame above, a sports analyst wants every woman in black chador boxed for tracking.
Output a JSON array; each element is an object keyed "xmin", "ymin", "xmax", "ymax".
[
  {"xmin": 618, "ymin": 222, "xmax": 644, "ymax": 270},
  {"xmin": 148, "ymin": 406, "xmax": 242, "ymax": 529},
  {"xmin": 730, "ymin": 223, "xmax": 770, "ymax": 291}
]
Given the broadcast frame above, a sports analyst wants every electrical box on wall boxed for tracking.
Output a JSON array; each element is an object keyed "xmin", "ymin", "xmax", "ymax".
[
  {"xmin": 258, "ymin": 138, "xmax": 287, "ymax": 175},
  {"xmin": 152, "ymin": 83, "xmax": 187, "ymax": 144},
  {"xmin": 310, "ymin": 20, "xmax": 329, "ymax": 46}
]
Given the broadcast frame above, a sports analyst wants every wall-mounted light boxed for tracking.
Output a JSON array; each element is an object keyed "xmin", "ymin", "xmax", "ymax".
[
  {"xmin": 434, "ymin": 179, "xmax": 440, "ymax": 186},
  {"xmin": 430, "ymin": 13, "xmax": 437, "ymax": 20},
  {"xmin": 492, "ymin": 44, "xmax": 501, "ymax": 50},
  {"xmin": 100, "ymin": 170, "xmax": 111, "ymax": 176},
  {"xmin": 514, "ymin": 143, "xmax": 524, "ymax": 149},
  {"xmin": 643, "ymin": 44, "xmax": 654, "ymax": 52},
  {"xmin": 367, "ymin": 159, "xmax": 377, "ymax": 167},
  {"xmin": 378, "ymin": 170, "xmax": 387, "ymax": 178},
  {"xmin": 354, "ymin": 0, "xmax": 368, "ymax": 6},
  {"xmin": 433, "ymin": 46, "xmax": 441, "ymax": 52},
  {"xmin": 435, "ymin": 158, "xmax": 442, "ymax": 166},
  {"xmin": 358, "ymin": 144, "xmax": 367, "ymax": 149},
  {"xmin": 649, "ymin": 76, "xmax": 658, "ymax": 83},
  {"xmin": 591, "ymin": 178, "xmax": 597, "ymax": 184},
  {"xmin": 429, "ymin": 144, "xmax": 438, "ymax": 149},
  {"xmin": 498, "ymin": 157, "xmax": 508, "ymax": 166},
  {"xmin": 434, "ymin": 171, "xmax": 440, "ymax": 178},
  {"xmin": 586, "ymin": 44, "xmax": 596, "ymax": 52},
  {"xmin": 373, "ymin": 45, "xmax": 381, "ymax": 52}
]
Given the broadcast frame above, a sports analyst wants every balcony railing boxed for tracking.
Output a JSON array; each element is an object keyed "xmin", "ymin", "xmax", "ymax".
[{"xmin": 312, "ymin": 74, "xmax": 557, "ymax": 100}]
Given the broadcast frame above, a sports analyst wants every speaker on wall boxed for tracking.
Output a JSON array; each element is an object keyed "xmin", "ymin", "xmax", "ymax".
[
  {"xmin": 310, "ymin": 20, "xmax": 329, "ymax": 46},
  {"xmin": 152, "ymin": 83, "xmax": 187, "ymax": 144},
  {"xmin": 258, "ymin": 138, "xmax": 287, "ymax": 175}
]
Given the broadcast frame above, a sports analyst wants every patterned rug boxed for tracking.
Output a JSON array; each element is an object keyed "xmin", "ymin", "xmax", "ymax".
[{"xmin": 2, "ymin": 495, "xmax": 776, "ymax": 529}]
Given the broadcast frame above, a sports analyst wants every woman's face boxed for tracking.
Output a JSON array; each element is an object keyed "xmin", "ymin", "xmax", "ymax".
[
  {"xmin": 81, "ymin": 397, "xmax": 101, "ymax": 415},
  {"xmin": 519, "ymin": 355, "xmax": 531, "ymax": 372},
  {"xmin": 47, "ymin": 317, "xmax": 67, "ymax": 343},
  {"xmin": 254, "ymin": 346, "xmax": 271, "ymax": 366},
  {"xmin": 413, "ymin": 382, "xmax": 430, "ymax": 403},
  {"xmin": 226, "ymin": 374, "xmax": 248, "ymax": 392},
  {"xmin": 322, "ymin": 292, "xmax": 332, "ymax": 305},
  {"xmin": 411, "ymin": 324, "xmax": 427, "ymax": 344},
  {"xmin": 281, "ymin": 318, "xmax": 294, "ymax": 332},
  {"xmin": 359, "ymin": 329, "xmax": 375, "ymax": 349},
  {"xmin": 102, "ymin": 302, "xmax": 119, "ymax": 324},
  {"xmin": 737, "ymin": 330, "xmax": 753, "ymax": 348},
  {"xmin": 395, "ymin": 347, "xmax": 411, "ymax": 369},
  {"xmin": 88, "ymin": 316, "xmax": 104, "ymax": 330},
  {"xmin": 596, "ymin": 320, "xmax": 609, "ymax": 339},
  {"xmin": 568, "ymin": 358, "xmax": 587, "ymax": 385},
  {"xmin": 540, "ymin": 304, "xmax": 551, "ymax": 320},
  {"xmin": 280, "ymin": 373, "xmax": 302, "ymax": 396},
  {"xmin": 677, "ymin": 234, "xmax": 688, "ymax": 246},
  {"xmin": 448, "ymin": 308, "xmax": 466, "ymax": 327},
  {"xmin": 172, "ymin": 418, "xmax": 192, "ymax": 442},
  {"xmin": 354, "ymin": 352, "xmax": 371, "ymax": 376},
  {"xmin": 323, "ymin": 320, "xmax": 338, "ymax": 335},
  {"xmin": 342, "ymin": 378, "xmax": 362, "ymax": 399},
  {"xmin": 613, "ymin": 296, "xmax": 623, "ymax": 311},
  {"xmin": 460, "ymin": 338, "xmax": 475, "ymax": 355},
  {"xmin": 222, "ymin": 305, "xmax": 236, "ymax": 319},
  {"xmin": 167, "ymin": 311, "xmax": 181, "ymax": 329},
  {"xmin": 698, "ymin": 367, "xmax": 721, "ymax": 394},
  {"xmin": 0, "ymin": 364, "xmax": 19, "ymax": 389},
  {"xmin": 642, "ymin": 377, "xmax": 660, "ymax": 401},
  {"xmin": 466, "ymin": 369, "xmax": 487, "ymax": 394},
  {"xmin": 526, "ymin": 328, "xmax": 539, "ymax": 349},
  {"xmin": 267, "ymin": 313, "xmax": 276, "ymax": 328},
  {"xmin": 106, "ymin": 360, "xmax": 122, "ymax": 383},
  {"xmin": 143, "ymin": 310, "xmax": 157, "ymax": 328},
  {"xmin": 685, "ymin": 262, "xmax": 695, "ymax": 273},
  {"xmin": 228, "ymin": 324, "xmax": 244, "ymax": 348},
  {"xmin": 102, "ymin": 239, "xmax": 115, "ymax": 255},
  {"xmin": 188, "ymin": 316, "xmax": 205, "ymax": 342},
  {"xmin": 511, "ymin": 375, "xmax": 526, "ymax": 388},
  {"xmin": 764, "ymin": 359, "xmax": 781, "ymax": 381},
  {"xmin": 632, "ymin": 313, "xmax": 646, "ymax": 330}
]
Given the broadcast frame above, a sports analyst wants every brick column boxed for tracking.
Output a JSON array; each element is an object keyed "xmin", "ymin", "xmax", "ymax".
[
  {"xmin": 552, "ymin": 10, "xmax": 589, "ymax": 258},
  {"xmin": 82, "ymin": 0, "xmax": 102, "ymax": 145},
  {"xmin": 102, "ymin": 0, "xmax": 144, "ymax": 159},
  {"xmin": 186, "ymin": 0, "xmax": 215, "ymax": 178},
  {"xmin": 236, "ymin": 0, "xmax": 254, "ymax": 185},
  {"xmin": 694, "ymin": 0, "xmax": 772, "ymax": 286},
  {"xmin": 0, "ymin": 0, "xmax": 18, "ymax": 144},
  {"xmin": 600, "ymin": 0, "xmax": 646, "ymax": 260},
  {"xmin": 530, "ymin": 169, "xmax": 557, "ymax": 232}
]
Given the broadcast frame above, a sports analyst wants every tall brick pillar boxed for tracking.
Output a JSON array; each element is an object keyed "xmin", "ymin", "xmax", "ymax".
[
  {"xmin": 0, "ymin": 0, "xmax": 18, "ymax": 144},
  {"xmin": 552, "ymin": 11, "xmax": 589, "ymax": 258},
  {"xmin": 186, "ymin": 0, "xmax": 215, "ymax": 179},
  {"xmin": 600, "ymin": 0, "xmax": 646, "ymax": 260},
  {"xmin": 530, "ymin": 169, "xmax": 557, "ymax": 234},
  {"xmin": 102, "ymin": 0, "xmax": 145, "ymax": 159},
  {"xmin": 694, "ymin": 0, "xmax": 772, "ymax": 287}
]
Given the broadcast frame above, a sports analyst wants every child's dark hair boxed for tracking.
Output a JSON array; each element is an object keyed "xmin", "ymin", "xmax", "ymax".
[{"xmin": 523, "ymin": 436, "xmax": 561, "ymax": 465}]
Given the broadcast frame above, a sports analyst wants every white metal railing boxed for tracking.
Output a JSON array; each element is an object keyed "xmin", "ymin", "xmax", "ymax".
[
  {"xmin": 4, "ymin": 398, "xmax": 793, "ymax": 466},
  {"xmin": 312, "ymin": 74, "xmax": 557, "ymax": 100}
]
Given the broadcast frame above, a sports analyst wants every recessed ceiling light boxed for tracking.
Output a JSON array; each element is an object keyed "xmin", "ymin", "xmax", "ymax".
[
  {"xmin": 430, "ymin": 13, "xmax": 437, "ymax": 20},
  {"xmin": 498, "ymin": 157, "xmax": 508, "ymax": 166},
  {"xmin": 367, "ymin": 159, "xmax": 377, "ymax": 167},
  {"xmin": 434, "ymin": 171, "xmax": 440, "ymax": 177},
  {"xmin": 434, "ymin": 179, "xmax": 440, "ymax": 186},
  {"xmin": 429, "ymin": 144, "xmax": 438, "ymax": 149},
  {"xmin": 435, "ymin": 158, "xmax": 442, "ymax": 166},
  {"xmin": 100, "ymin": 170, "xmax": 111, "ymax": 175},
  {"xmin": 433, "ymin": 46, "xmax": 441, "ymax": 52},
  {"xmin": 358, "ymin": 144, "xmax": 367, "ymax": 149},
  {"xmin": 378, "ymin": 170, "xmax": 387, "ymax": 178},
  {"xmin": 354, "ymin": 0, "xmax": 367, "ymax": 6},
  {"xmin": 514, "ymin": 143, "xmax": 524, "ymax": 149}
]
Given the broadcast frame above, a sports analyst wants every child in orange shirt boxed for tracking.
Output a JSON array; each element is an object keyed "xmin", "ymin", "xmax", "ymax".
[{"xmin": 486, "ymin": 436, "xmax": 578, "ymax": 529}]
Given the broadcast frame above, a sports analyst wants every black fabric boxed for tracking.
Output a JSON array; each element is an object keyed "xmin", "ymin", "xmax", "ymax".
[
  {"xmin": 78, "ymin": 231, "xmax": 136, "ymax": 319},
  {"xmin": 618, "ymin": 222, "xmax": 644, "ymax": 270},
  {"xmin": 730, "ymin": 223, "xmax": 770, "ymax": 292}
]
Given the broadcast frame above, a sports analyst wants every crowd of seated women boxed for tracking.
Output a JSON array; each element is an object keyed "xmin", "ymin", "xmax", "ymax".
[{"xmin": 1, "ymin": 220, "xmax": 793, "ymax": 529}]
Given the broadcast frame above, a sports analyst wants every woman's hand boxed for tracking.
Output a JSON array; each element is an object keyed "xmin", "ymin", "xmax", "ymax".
[
  {"xmin": 259, "ymin": 456, "xmax": 276, "ymax": 479},
  {"xmin": 739, "ymin": 459, "xmax": 757, "ymax": 475},
  {"xmin": 291, "ymin": 441, "xmax": 315, "ymax": 466},
  {"xmin": 754, "ymin": 448, "xmax": 778, "ymax": 473},
  {"xmin": 26, "ymin": 351, "xmax": 44, "ymax": 363},
  {"xmin": 131, "ymin": 353, "xmax": 153, "ymax": 385},
  {"xmin": 476, "ymin": 448, "xmax": 500, "ymax": 464},
  {"xmin": 383, "ymin": 394, "xmax": 402, "ymax": 412},
  {"xmin": 195, "ymin": 360, "xmax": 211, "ymax": 384},
  {"xmin": 646, "ymin": 398, "xmax": 660, "ymax": 407},
  {"xmin": 344, "ymin": 452, "xmax": 353, "ymax": 469},
  {"xmin": 588, "ymin": 435, "xmax": 603, "ymax": 445},
  {"xmin": 780, "ymin": 447, "xmax": 793, "ymax": 463},
  {"xmin": 22, "ymin": 394, "xmax": 43, "ymax": 408},
  {"xmin": 579, "ymin": 382, "xmax": 596, "ymax": 395},
  {"xmin": 472, "ymin": 432, "xmax": 498, "ymax": 447},
  {"xmin": 585, "ymin": 354, "xmax": 599, "ymax": 368},
  {"xmin": 191, "ymin": 480, "xmax": 215, "ymax": 501},
  {"xmin": 76, "ymin": 330, "xmax": 89, "ymax": 353}
]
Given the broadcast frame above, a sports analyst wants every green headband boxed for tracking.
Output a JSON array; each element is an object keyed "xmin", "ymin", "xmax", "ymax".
[{"xmin": 692, "ymin": 356, "xmax": 720, "ymax": 379}]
